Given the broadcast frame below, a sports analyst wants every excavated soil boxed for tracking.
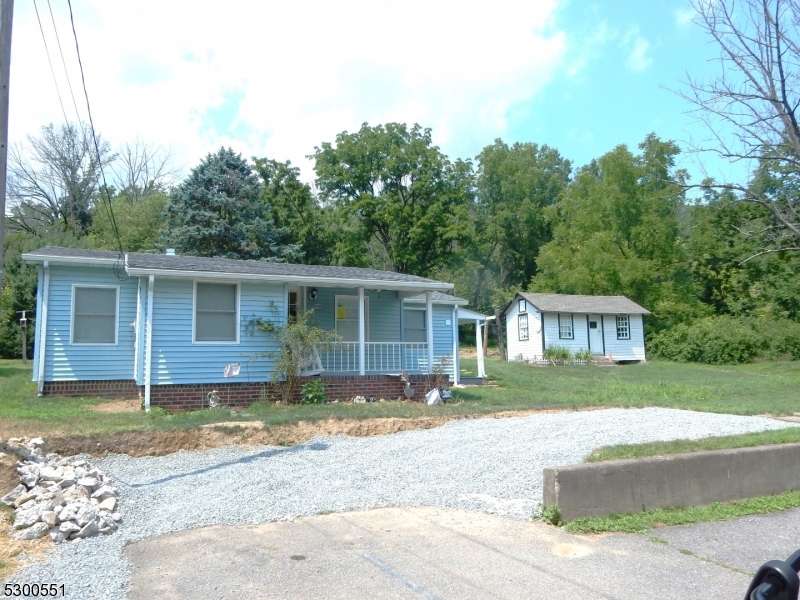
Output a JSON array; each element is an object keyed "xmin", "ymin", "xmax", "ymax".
[{"xmin": 39, "ymin": 410, "xmax": 559, "ymax": 459}]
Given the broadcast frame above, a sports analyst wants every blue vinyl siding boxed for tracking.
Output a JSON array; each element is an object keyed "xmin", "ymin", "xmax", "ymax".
[
  {"xmin": 432, "ymin": 305, "xmax": 455, "ymax": 377},
  {"xmin": 43, "ymin": 266, "xmax": 138, "ymax": 381},
  {"xmin": 149, "ymin": 279, "xmax": 283, "ymax": 385},
  {"xmin": 311, "ymin": 288, "xmax": 401, "ymax": 341}
]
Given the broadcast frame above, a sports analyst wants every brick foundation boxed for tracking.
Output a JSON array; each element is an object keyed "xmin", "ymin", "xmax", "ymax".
[
  {"xmin": 42, "ymin": 380, "xmax": 140, "ymax": 399},
  {"xmin": 42, "ymin": 374, "xmax": 434, "ymax": 412}
]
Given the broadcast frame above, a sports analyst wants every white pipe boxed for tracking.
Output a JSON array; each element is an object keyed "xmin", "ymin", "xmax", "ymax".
[
  {"xmin": 36, "ymin": 261, "xmax": 50, "ymax": 395},
  {"xmin": 133, "ymin": 277, "xmax": 141, "ymax": 381},
  {"xmin": 451, "ymin": 305, "xmax": 458, "ymax": 385},
  {"xmin": 476, "ymin": 319, "xmax": 486, "ymax": 379},
  {"xmin": 144, "ymin": 275, "xmax": 154, "ymax": 412},
  {"xmin": 426, "ymin": 291, "xmax": 434, "ymax": 374},
  {"xmin": 358, "ymin": 286, "xmax": 365, "ymax": 376}
]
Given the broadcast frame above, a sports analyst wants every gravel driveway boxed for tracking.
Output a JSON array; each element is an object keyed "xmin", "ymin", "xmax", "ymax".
[{"xmin": 11, "ymin": 408, "xmax": 796, "ymax": 599}]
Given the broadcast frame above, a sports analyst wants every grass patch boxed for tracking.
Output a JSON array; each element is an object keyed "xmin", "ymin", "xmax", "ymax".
[
  {"xmin": 586, "ymin": 428, "xmax": 800, "ymax": 463},
  {"xmin": 562, "ymin": 490, "xmax": 800, "ymax": 534},
  {"xmin": 2, "ymin": 356, "xmax": 800, "ymax": 441}
]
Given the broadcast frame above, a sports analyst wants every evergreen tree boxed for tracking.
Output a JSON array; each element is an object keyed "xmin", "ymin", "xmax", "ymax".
[{"xmin": 161, "ymin": 148, "xmax": 300, "ymax": 261}]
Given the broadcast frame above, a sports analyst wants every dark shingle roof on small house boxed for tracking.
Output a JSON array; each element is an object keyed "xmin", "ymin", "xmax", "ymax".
[
  {"xmin": 509, "ymin": 292, "xmax": 650, "ymax": 315},
  {"xmin": 22, "ymin": 247, "xmax": 453, "ymax": 289}
]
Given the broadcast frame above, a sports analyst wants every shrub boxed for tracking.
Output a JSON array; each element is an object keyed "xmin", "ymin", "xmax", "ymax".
[
  {"xmin": 649, "ymin": 316, "xmax": 800, "ymax": 364},
  {"xmin": 543, "ymin": 345, "xmax": 573, "ymax": 364},
  {"xmin": 301, "ymin": 379, "xmax": 327, "ymax": 404},
  {"xmin": 574, "ymin": 348, "xmax": 595, "ymax": 363}
]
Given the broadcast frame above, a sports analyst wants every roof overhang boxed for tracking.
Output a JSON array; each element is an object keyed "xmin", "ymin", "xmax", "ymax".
[
  {"xmin": 22, "ymin": 252, "xmax": 453, "ymax": 292},
  {"xmin": 403, "ymin": 296, "xmax": 468, "ymax": 306},
  {"xmin": 457, "ymin": 308, "xmax": 490, "ymax": 323}
]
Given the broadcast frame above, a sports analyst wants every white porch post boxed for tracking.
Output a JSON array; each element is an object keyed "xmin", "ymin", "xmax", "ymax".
[
  {"xmin": 451, "ymin": 306, "xmax": 459, "ymax": 385},
  {"xmin": 144, "ymin": 275, "xmax": 154, "ymax": 412},
  {"xmin": 476, "ymin": 319, "xmax": 486, "ymax": 378},
  {"xmin": 358, "ymin": 286, "xmax": 365, "ymax": 376},
  {"xmin": 426, "ymin": 291, "xmax": 434, "ymax": 374}
]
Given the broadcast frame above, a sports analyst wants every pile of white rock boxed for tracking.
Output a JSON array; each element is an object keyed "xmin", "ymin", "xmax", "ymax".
[{"xmin": 1, "ymin": 437, "xmax": 121, "ymax": 543}]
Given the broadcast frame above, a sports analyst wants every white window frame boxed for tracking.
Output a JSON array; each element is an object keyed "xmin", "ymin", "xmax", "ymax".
[
  {"xmin": 616, "ymin": 314, "xmax": 630, "ymax": 340},
  {"xmin": 335, "ymin": 294, "xmax": 369, "ymax": 342},
  {"xmin": 403, "ymin": 306, "xmax": 426, "ymax": 343},
  {"xmin": 518, "ymin": 313, "xmax": 529, "ymax": 341},
  {"xmin": 558, "ymin": 313, "xmax": 574, "ymax": 340},
  {"xmin": 193, "ymin": 280, "xmax": 241, "ymax": 345},
  {"xmin": 70, "ymin": 284, "xmax": 120, "ymax": 346},
  {"xmin": 519, "ymin": 298, "xmax": 527, "ymax": 313}
]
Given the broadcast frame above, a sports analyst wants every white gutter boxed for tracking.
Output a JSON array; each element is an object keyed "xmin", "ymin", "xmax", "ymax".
[
  {"xmin": 143, "ymin": 275, "xmax": 154, "ymax": 412},
  {"xmin": 36, "ymin": 261, "xmax": 50, "ymax": 396},
  {"xmin": 124, "ymin": 267, "xmax": 454, "ymax": 291},
  {"xmin": 21, "ymin": 254, "xmax": 118, "ymax": 267},
  {"xmin": 451, "ymin": 305, "xmax": 458, "ymax": 385}
]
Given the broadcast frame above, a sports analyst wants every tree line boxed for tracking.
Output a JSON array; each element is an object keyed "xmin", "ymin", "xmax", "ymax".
[{"xmin": 1, "ymin": 0, "xmax": 798, "ymax": 364}]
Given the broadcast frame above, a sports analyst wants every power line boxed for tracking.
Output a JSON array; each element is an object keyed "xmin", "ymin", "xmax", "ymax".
[
  {"xmin": 46, "ymin": 0, "xmax": 81, "ymax": 121},
  {"xmin": 65, "ymin": 0, "xmax": 126, "ymax": 278},
  {"xmin": 32, "ymin": 0, "xmax": 69, "ymax": 125}
]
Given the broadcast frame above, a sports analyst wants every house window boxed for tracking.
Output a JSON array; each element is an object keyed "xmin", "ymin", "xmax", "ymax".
[
  {"xmin": 558, "ymin": 314, "xmax": 574, "ymax": 339},
  {"xmin": 518, "ymin": 313, "xmax": 529, "ymax": 341},
  {"xmin": 335, "ymin": 295, "xmax": 369, "ymax": 342},
  {"xmin": 403, "ymin": 308, "xmax": 426, "ymax": 343},
  {"xmin": 194, "ymin": 282, "xmax": 239, "ymax": 343},
  {"xmin": 616, "ymin": 315, "xmax": 630, "ymax": 340},
  {"xmin": 519, "ymin": 298, "xmax": 527, "ymax": 313},
  {"xmin": 72, "ymin": 286, "xmax": 118, "ymax": 344}
]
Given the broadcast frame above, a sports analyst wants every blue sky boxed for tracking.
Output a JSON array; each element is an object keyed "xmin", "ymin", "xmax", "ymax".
[{"xmin": 11, "ymin": 0, "xmax": 745, "ymax": 186}]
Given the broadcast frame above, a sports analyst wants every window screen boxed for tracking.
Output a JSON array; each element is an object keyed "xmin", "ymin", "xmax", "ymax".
[
  {"xmin": 195, "ymin": 283, "xmax": 238, "ymax": 342},
  {"xmin": 558, "ymin": 314, "xmax": 573, "ymax": 339},
  {"xmin": 616, "ymin": 315, "xmax": 630, "ymax": 340},
  {"xmin": 73, "ymin": 287, "xmax": 117, "ymax": 344},
  {"xmin": 518, "ymin": 313, "xmax": 529, "ymax": 341},
  {"xmin": 404, "ymin": 309, "xmax": 426, "ymax": 343},
  {"xmin": 336, "ymin": 296, "xmax": 368, "ymax": 342}
]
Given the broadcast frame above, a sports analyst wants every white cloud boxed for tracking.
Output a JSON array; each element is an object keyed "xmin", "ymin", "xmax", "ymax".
[
  {"xmin": 621, "ymin": 26, "xmax": 653, "ymax": 72},
  {"xmin": 11, "ymin": 0, "xmax": 567, "ymax": 180},
  {"xmin": 674, "ymin": 7, "xmax": 696, "ymax": 26}
]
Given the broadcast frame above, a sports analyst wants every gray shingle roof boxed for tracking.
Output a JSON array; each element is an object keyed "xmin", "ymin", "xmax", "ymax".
[
  {"xmin": 22, "ymin": 247, "xmax": 451, "ymax": 288},
  {"xmin": 404, "ymin": 291, "xmax": 468, "ymax": 304},
  {"xmin": 512, "ymin": 292, "xmax": 650, "ymax": 315}
]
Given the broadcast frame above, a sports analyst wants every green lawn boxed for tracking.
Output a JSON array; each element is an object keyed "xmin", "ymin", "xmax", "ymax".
[{"xmin": 1, "ymin": 357, "xmax": 799, "ymax": 439}]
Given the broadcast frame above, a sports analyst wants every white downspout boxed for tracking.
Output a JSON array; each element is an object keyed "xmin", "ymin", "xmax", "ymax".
[
  {"xmin": 476, "ymin": 319, "xmax": 486, "ymax": 379},
  {"xmin": 144, "ymin": 275, "xmax": 154, "ymax": 412},
  {"xmin": 426, "ymin": 291, "xmax": 434, "ymax": 374},
  {"xmin": 36, "ymin": 261, "xmax": 50, "ymax": 396},
  {"xmin": 358, "ymin": 286, "xmax": 365, "ymax": 376},
  {"xmin": 133, "ymin": 277, "xmax": 141, "ymax": 381},
  {"xmin": 451, "ymin": 306, "xmax": 458, "ymax": 385}
]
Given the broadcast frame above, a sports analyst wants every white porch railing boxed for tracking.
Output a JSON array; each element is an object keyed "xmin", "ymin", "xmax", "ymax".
[{"xmin": 318, "ymin": 342, "xmax": 429, "ymax": 373}]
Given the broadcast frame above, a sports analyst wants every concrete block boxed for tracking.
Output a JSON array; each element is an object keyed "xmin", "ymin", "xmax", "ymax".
[{"xmin": 543, "ymin": 442, "xmax": 800, "ymax": 521}]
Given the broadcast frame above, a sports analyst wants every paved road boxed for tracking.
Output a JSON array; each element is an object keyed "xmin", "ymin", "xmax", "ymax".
[{"xmin": 124, "ymin": 506, "xmax": 800, "ymax": 599}]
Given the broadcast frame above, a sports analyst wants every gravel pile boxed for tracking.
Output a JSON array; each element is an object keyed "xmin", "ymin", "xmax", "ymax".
[{"xmin": 10, "ymin": 407, "xmax": 796, "ymax": 598}]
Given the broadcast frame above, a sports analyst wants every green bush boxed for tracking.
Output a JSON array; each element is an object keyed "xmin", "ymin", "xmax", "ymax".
[
  {"xmin": 574, "ymin": 348, "xmax": 595, "ymax": 363},
  {"xmin": 301, "ymin": 379, "xmax": 327, "ymax": 404},
  {"xmin": 543, "ymin": 345, "xmax": 573, "ymax": 364},
  {"xmin": 649, "ymin": 316, "xmax": 800, "ymax": 364}
]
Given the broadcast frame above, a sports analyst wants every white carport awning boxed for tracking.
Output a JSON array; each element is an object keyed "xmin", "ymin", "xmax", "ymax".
[{"xmin": 457, "ymin": 308, "xmax": 490, "ymax": 324}]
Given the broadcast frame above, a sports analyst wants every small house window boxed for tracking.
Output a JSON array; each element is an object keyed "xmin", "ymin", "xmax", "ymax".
[
  {"xmin": 72, "ymin": 286, "xmax": 118, "ymax": 344},
  {"xmin": 616, "ymin": 315, "xmax": 630, "ymax": 340},
  {"xmin": 195, "ymin": 282, "xmax": 239, "ymax": 343},
  {"xmin": 519, "ymin": 298, "xmax": 527, "ymax": 313},
  {"xmin": 336, "ymin": 295, "xmax": 369, "ymax": 342},
  {"xmin": 403, "ymin": 308, "xmax": 426, "ymax": 343},
  {"xmin": 518, "ymin": 313, "xmax": 529, "ymax": 341},
  {"xmin": 558, "ymin": 314, "xmax": 574, "ymax": 339}
]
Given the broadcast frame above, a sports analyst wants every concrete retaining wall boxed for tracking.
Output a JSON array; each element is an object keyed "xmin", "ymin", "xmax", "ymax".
[{"xmin": 543, "ymin": 443, "xmax": 800, "ymax": 521}]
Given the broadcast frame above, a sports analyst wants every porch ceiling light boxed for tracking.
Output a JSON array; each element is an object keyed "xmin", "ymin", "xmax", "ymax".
[{"xmin": 309, "ymin": 288, "xmax": 318, "ymax": 301}]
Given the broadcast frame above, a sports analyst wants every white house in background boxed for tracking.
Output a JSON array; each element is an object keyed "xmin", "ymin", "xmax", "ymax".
[{"xmin": 501, "ymin": 292, "xmax": 650, "ymax": 363}]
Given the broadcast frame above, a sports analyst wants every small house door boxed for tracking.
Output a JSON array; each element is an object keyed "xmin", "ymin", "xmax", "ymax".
[{"xmin": 588, "ymin": 315, "xmax": 604, "ymax": 354}]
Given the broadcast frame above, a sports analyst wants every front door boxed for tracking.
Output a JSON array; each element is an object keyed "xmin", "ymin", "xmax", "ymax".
[{"xmin": 588, "ymin": 315, "xmax": 604, "ymax": 354}]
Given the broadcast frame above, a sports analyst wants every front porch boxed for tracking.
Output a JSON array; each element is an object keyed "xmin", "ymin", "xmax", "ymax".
[{"xmin": 316, "ymin": 342, "xmax": 452, "ymax": 376}]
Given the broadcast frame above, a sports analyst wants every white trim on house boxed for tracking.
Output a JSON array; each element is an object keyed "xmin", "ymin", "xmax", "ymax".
[
  {"xmin": 36, "ymin": 261, "xmax": 50, "ymax": 395},
  {"xmin": 69, "ymin": 284, "xmax": 120, "ymax": 346},
  {"xmin": 192, "ymin": 280, "xmax": 241, "ymax": 345},
  {"xmin": 144, "ymin": 275, "xmax": 154, "ymax": 412}
]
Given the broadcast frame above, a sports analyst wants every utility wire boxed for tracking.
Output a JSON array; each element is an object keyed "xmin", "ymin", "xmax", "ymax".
[
  {"xmin": 66, "ymin": 0, "xmax": 127, "ymax": 279},
  {"xmin": 32, "ymin": 0, "xmax": 69, "ymax": 125},
  {"xmin": 47, "ymin": 0, "xmax": 82, "ymax": 121}
]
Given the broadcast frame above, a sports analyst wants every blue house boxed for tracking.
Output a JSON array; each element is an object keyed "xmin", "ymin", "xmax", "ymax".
[{"xmin": 23, "ymin": 247, "xmax": 483, "ymax": 410}]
